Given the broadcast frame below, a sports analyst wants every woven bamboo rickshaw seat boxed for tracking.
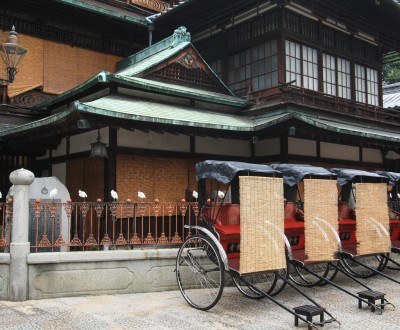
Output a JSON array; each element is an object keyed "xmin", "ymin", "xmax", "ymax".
[
  {"xmin": 341, "ymin": 183, "xmax": 391, "ymax": 256},
  {"xmin": 228, "ymin": 176, "xmax": 286, "ymax": 275},
  {"xmin": 301, "ymin": 179, "xmax": 339, "ymax": 263}
]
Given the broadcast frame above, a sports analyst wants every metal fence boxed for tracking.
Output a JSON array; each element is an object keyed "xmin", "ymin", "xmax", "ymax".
[
  {"xmin": 28, "ymin": 200, "xmax": 199, "ymax": 252},
  {"xmin": 0, "ymin": 201, "xmax": 12, "ymax": 250}
]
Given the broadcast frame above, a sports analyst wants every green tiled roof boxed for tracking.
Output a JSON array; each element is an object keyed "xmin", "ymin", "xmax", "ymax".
[
  {"xmin": 3, "ymin": 97, "xmax": 400, "ymax": 145},
  {"xmin": 76, "ymin": 94, "xmax": 255, "ymax": 131},
  {"xmin": 117, "ymin": 26, "xmax": 192, "ymax": 71},
  {"xmin": 117, "ymin": 41, "xmax": 190, "ymax": 76},
  {"xmin": 115, "ymin": 76, "xmax": 245, "ymax": 106}
]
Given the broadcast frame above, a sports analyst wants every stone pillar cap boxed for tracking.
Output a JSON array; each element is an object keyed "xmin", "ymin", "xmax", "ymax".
[{"xmin": 9, "ymin": 168, "xmax": 35, "ymax": 185}]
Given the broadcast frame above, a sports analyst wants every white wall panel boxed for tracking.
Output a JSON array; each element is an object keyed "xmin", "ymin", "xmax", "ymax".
[
  {"xmin": 254, "ymin": 137, "xmax": 280, "ymax": 157},
  {"xmin": 196, "ymin": 137, "xmax": 250, "ymax": 157},
  {"xmin": 321, "ymin": 142, "xmax": 359, "ymax": 161},
  {"xmin": 118, "ymin": 128, "xmax": 189, "ymax": 152},
  {"xmin": 52, "ymin": 137, "xmax": 67, "ymax": 157},
  {"xmin": 362, "ymin": 147, "xmax": 383, "ymax": 163},
  {"xmin": 288, "ymin": 137, "xmax": 316, "ymax": 156}
]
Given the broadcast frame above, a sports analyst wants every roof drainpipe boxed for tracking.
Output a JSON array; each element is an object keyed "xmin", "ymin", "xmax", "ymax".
[{"xmin": 145, "ymin": 13, "xmax": 160, "ymax": 46}]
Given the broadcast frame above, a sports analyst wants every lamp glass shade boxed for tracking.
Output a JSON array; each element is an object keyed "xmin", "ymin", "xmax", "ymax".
[
  {"xmin": 90, "ymin": 129, "xmax": 108, "ymax": 158},
  {"xmin": 90, "ymin": 140, "xmax": 108, "ymax": 158}
]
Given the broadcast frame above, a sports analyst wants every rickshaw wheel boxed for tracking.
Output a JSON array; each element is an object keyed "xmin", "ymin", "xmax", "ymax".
[
  {"xmin": 386, "ymin": 251, "xmax": 400, "ymax": 270},
  {"xmin": 339, "ymin": 254, "xmax": 388, "ymax": 278},
  {"xmin": 289, "ymin": 262, "xmax": 338, "ymax": 287},
  {"xmin": 232, "ymin": 269, "xmax": 287, "ymax": 299},
  {"xmin": 176, "ymin": 235, "xmax": 225, "ymax": 310}
]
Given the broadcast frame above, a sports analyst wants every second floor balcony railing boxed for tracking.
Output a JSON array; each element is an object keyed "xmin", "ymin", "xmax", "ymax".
[{"xmin": 248, "ymin": 84, "xmax": 400, "ymax": 126}]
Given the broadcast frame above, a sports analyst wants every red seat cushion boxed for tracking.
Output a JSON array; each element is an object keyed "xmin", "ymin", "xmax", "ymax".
[
  {"xmin": 215, "ymin": 224, "xmax": 240, "ymax": 235},
  {"xmin": 285, "ymin": 218, "xmax": 304, "ymax": 229},
  {"xmin": 339, "ymin": 218, "xmax": 356, "ymax": 225}
]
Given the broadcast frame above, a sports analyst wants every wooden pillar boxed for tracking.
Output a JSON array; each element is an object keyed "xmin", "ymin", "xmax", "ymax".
[{"xmin": 104, "ymin": 127, "xmax": 117, "ymax": 202}]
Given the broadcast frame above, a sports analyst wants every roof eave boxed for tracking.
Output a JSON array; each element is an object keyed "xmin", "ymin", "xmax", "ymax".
[
  {"xmin": 111, "ymin": 75, "xmax": 247, "ymax": 108},
  {"xmin": 55, "ymin": 0, "xmax": 147, "ymax": 25}
]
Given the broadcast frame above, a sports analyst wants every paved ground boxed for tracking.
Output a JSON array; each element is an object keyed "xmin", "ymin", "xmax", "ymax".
[{"xmin": 1, "ymin": 270, "xmax": 400, "ymax": 330}]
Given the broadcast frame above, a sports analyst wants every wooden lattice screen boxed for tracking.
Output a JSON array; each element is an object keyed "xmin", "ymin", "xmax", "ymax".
[
  {"xmin": 304, "ymin": 179, "xmax": 339, "ymax": 262},
  {"xmin": 356, "ymin": 183, "xmax": 391, "ymax": 255},
  {"xmin": 239, "ymin": 176, "xmax": 286, "ymax": 274}
]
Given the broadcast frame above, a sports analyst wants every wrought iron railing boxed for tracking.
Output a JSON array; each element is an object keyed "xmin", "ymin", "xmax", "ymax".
[
  {"xmin": 0, "ymin": 200, "xmax": 12, "ymax": 251},
  {"xmin": 28, "ymin": 200, "xmax": 199, "ymax": 252}
]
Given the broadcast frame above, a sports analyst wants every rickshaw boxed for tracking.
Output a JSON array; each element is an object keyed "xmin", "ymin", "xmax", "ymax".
[
  {"xmin": 269, "ymin": 163, "xmax": 340, "ymax": 287},
  {"xmin": 375, "ymin": 170, "xmax": 400, "ymax": 270},
  {"xmin": 176, "ymin": 160, "xmax": 338, "ymax": 329},
  {"xmin": 330, "ymin": 168, "xmax": 398, "ymax": 281},
  {"xmin": 267, "ymin": 164, "xmax": 395, "ymax": 312}
]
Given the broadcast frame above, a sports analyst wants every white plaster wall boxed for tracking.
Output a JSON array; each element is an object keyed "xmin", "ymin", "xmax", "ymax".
[
  {"xmin": 254, "ymin": 137, "xmax": 280, "ymax": 157},
  {"xmin": 118, "ymin": 128, "xmax": 189, "ymax": 152},
  {"xmin": 195, "ymin": 136, "xmax": 250, "ymax": 157},
  {"xmin": 288, "ymin": 137, "xmax": 317, "ymax": 156},
  {"xmin": 321, "ymin": 142, "xmax": 359, "ymax": 161},
  {"xmin": 52, "ymin": 163, "xmax": 67, "ymax": 185},
  {"xmin": 70, "ymin": 128, "xmax": 109, "ymax": 154},
  {"xmin": 362, "ymin": 147, "xmax": 383, "ymax": 164},
  {"xmin": 52, "ymin": 138, "xmax": 67, "ymax": 157}
]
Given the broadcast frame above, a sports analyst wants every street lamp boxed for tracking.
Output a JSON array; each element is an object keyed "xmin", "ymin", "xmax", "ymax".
[
  {"xmin": 0, "ymin": 26, "xmax": 27, "ymax": 103},
  {"xmin": 0, "ymin": 26, "xmax": 27, "ymax": 83}
]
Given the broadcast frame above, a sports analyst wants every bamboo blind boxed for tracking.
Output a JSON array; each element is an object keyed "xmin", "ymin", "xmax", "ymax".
[
  {"xmin": 239, "ymin": 176, "xmax": 286, "ymax": 274},
  {"xmin": 304, "ymin": 179, "xmax": 338, "ymax": 262},
  {"xmin": 356, "ymin": 183, "xmax": 391, "ymax": 255}
]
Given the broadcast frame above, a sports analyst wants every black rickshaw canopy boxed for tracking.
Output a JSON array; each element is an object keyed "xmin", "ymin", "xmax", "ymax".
[
  {"xmin": 330, "ymin": 168, "xmax": 388, "ymax": 186},
  {"xmin": 195, "ymin": 160, "xmax": 280, "ymax": 184},
  {"xmin": 375, "ymin": 171, "xmax": 400, "ymax": 187},
  {"xmin": 269, "ymin": 164, "xmax": 336, "ymax": 186}
]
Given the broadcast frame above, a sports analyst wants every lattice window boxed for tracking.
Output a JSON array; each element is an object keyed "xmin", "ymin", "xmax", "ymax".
[
  {"xmin": 284, "ymin": 11, "xmax": 300, "ymax": 33},
  {"xmin": 227, "ymin": 40, "xmax": 278, "ymax": 96},
  {"xmin": 301, "ymin": 17, "xmax": 318, "ymax": 41},
  {"xmin": 285, "ymin": 40, "xmax": 318, "ymax": 91},
  {"xmin": 227, "ymin": 11, "xmax": 278, "ymax": 48},
  {"xmin": 337, "ymin": 58, "xmax": 351, "ymax": 99},
  {"xmin": 336, "ymin": 33, "xmax": 351, "ymax": 52},
  {"xmin": 323, "ymin": 54, "xmax": 336, "ymax": 96},
  {"xmin": 366, "ymin": 67, "xmax": 379, "ymax": 106},
  {"xmin": 150, "ymin": 63, "xmax": 217, "ymax": 88},
  {"xmin": 286, "ymin": 40, "xmax": 302, "ymax": 87},
  {"xmin": 209, "ymin": 59, "xmax": 222, "ymax": 79},
  {"xmin": 323, "ymin": 54, "xmax": 351, "ymax": 100},
  {"xmin": 0, "ymin": 10, "xmax": 135, "ymax": 56},
  {"xmin": 355, "ymin": 64, "xmax": 379, "ymax": 106},
  {"xmin": 322, "ymin": 27, "xmax": 335, "ymax": 47},
  {"xmin": 355, "ymin": 64, "xmax": 366, "ymax": 103},
  {"xmin": 302, "ymin": 45, "xmax": 318, "ymax": 91}
]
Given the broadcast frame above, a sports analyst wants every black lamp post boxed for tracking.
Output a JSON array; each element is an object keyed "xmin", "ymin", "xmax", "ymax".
[{"xmin": 0, "ymin": 26, "xmax": 27, "ymax": 103}]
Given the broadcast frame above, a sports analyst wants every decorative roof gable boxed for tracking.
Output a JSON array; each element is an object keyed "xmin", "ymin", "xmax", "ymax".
[{"xmin": 117, "ymin": 27, "xmax": 234, "ymax": 96}]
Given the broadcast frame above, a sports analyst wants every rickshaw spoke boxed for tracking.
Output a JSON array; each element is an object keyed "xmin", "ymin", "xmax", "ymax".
[{"xmin": 176, "ymin": 235, "xmax": 224, "ymax": 310}]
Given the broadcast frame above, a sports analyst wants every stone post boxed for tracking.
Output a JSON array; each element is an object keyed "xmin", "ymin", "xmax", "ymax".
[{"xmin": 9, "ymin": 168, "xmax": 35, "ymax": 301}]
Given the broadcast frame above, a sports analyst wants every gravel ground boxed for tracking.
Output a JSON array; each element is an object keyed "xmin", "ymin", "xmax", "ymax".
[{"xmin": 1, "ymin": 268, "xmax": 400, "ymax": 330}]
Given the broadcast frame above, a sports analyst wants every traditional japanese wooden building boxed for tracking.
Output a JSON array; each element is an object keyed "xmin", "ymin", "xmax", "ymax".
[{"xmin": 1, "ymin": 0, "xmax": 400, "ymax": 202}]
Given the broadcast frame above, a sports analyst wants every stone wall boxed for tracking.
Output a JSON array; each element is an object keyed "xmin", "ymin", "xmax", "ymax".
[{"xmin": 27, "ymin": 249, "xmax": 179, "ymax": 300}]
